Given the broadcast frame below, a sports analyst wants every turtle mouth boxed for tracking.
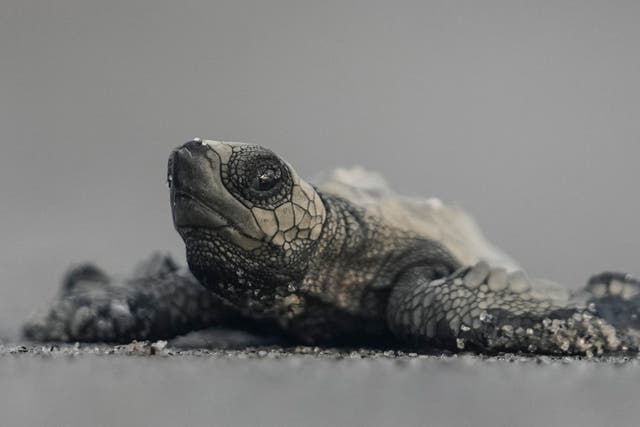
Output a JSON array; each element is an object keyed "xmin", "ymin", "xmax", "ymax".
[
  {"xmin": 171, "ymin": 190, "xmax": 265, "ymax": 250},
  {"xmin": 172, "ymin": 190, "xmax": 229, "ymax": 230}
]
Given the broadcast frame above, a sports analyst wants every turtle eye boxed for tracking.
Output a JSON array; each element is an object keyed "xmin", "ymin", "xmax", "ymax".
[
  {"xmin": 225, "ymin": 149, "xmax": 293, "ymax": 207},
  {"xmin": 251, "ymin": 167, "xmax": 281, "ymax": 192}
]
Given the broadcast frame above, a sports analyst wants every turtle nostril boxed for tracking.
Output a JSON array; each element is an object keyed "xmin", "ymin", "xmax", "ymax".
[
  {"xmin": 182, "ymin": 138, "xmax": 207, "ymax": 152},
  {"xmin": 168, "ymin": 141, "xmax": 210, "ymax": 191}
]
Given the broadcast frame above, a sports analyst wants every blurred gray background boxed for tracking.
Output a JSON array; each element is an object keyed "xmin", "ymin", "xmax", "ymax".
[{"xmin": 1, "ymin": 0, "xmax": 639, "ymax": 337}]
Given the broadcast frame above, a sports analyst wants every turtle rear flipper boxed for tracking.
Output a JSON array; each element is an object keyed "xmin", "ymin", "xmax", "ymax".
[
  {"xmin": 23, "ymin": 255, "xmax": 244, "ymax": 343},
  {"xmin": 61, "ymin": 263, "xmax": 111, "ymax": 296},
  {"xmin": 130, "ymin": 252, "xmax": 180, "ymax": 280}
]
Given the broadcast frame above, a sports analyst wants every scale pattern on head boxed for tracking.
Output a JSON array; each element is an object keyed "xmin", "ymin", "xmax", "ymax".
[
  {"xmin": 215, "ymin": 141, "xmax": 326, "ymax": 253},
  {"xmin": 169, "ymin": 139, "xmax": 326, "ymax": 313}
]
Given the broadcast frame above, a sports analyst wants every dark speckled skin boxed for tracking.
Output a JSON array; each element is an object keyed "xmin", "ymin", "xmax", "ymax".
[{"xmin": 23, "ymin": 140, "xmax": 640, "ymax": 355}]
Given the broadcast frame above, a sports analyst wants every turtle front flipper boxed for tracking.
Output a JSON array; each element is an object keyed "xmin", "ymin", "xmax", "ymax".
[
  {"xmin": 22, "ymin": 253, "xmax": 245, "ymax": 343},
  {"xmin": 386, "ymin": 262, "xmax": 640, "ymax": 355},
  {"xmin": 583, "ymin": 272, "xmax": 640, "ymax": 331}
]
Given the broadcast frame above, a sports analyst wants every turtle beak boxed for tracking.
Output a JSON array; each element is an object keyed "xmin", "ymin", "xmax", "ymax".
[
  {"xmin": 169, "ymin": 139, "xmax": 223, "ymax": 229},
  {"xmin": 167, "ymin": 139, "xmax": 264, "ymax": 241},
  {"xmin": 168, "ymin": 139, "xmax": 211, "ymax": 190}
]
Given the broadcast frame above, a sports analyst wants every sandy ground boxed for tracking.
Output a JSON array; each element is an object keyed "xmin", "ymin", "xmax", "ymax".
[{"xmin": 1, "ymin": 339, "xmax": 639, "ymax": 427}]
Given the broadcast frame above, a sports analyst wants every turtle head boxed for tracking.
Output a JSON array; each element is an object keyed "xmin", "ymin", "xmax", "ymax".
[{"xmin": 167, "ymin": 139, "xmax": 326, "ymax": 312}]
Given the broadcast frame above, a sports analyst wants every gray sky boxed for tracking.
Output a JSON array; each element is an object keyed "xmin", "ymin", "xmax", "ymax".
[{"xmin": 1, "ymin": 0, "xmax": 639, "ymax": 336}]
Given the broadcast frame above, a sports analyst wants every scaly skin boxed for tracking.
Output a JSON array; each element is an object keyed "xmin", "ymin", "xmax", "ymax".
[{"xmin": 23, "ymin": 139, "xmax": 640, "ymax": 355}]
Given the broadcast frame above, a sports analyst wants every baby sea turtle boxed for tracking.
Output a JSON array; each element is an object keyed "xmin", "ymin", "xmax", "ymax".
[{"xmin": 24, "ymin": 139, "xmax": 640, "ymax": 356}]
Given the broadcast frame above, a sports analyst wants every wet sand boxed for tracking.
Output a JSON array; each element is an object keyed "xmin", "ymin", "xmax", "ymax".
[{"xmin": 1, "ymin": 341, "xmax": 639, "ymax": 427}]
